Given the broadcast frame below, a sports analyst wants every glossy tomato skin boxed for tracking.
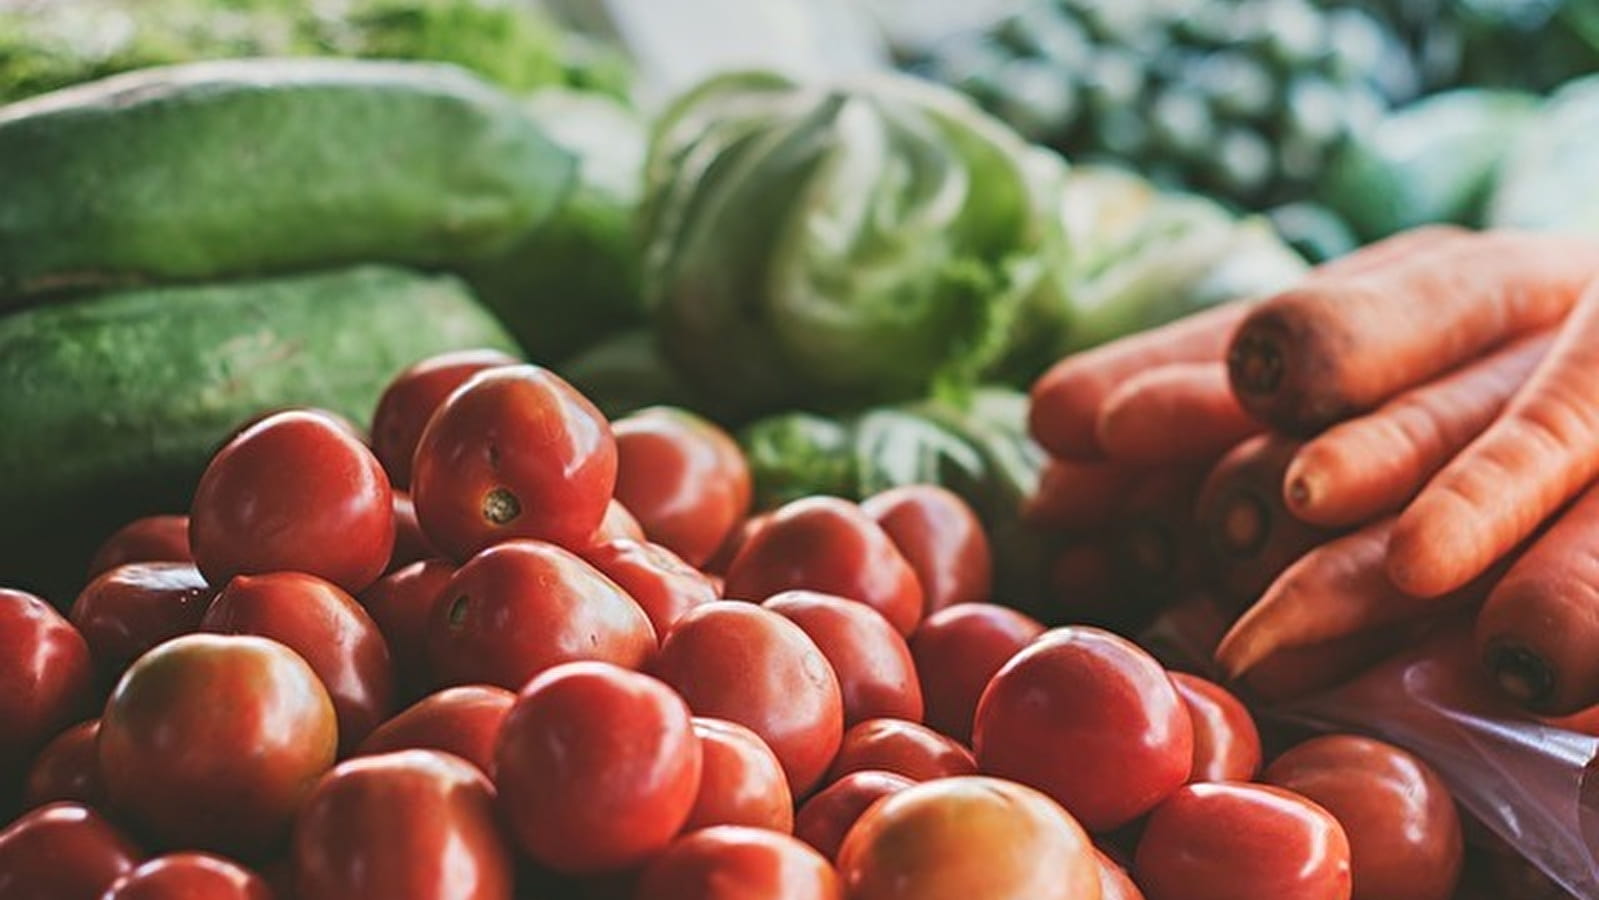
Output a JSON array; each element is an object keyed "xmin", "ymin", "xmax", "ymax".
[
  {"xmin": 908, "ymin": 604, "xmax": 1043, "ymax": 744},
  {"xmin": 202, "ymin": 572, "xmax": 395, "ymax": 751},
  {"xmin": 0, "ymin": 589, "xmax": 93, "ymax": 771},
  {"xmin": 356, "ymin": 685, "xmax": 514, "ymax": 779},
  {"xmin": 294, "ymin": 749, "xmax": 513, "ymax": 900},
  {"xmin": 388, "ymin": 492, "xmax": 437, "ymax": 572},
  {"xmin": 1135, "ymin": 782, "xmax": 1352, "ymax": 900},
  {"xmin": 1171, "ymin": 673, "xmax": 1262, "ymax": 783},
  {"xmin": 70, "ymin": 563, "xmax": 215, "ymax": 683},
  {"xmin": 612, "ymin": 407, "xmax": 751, "ymax": 568},
  {"xmin": 579, "ymin": 539, "xmax": 716, "ymax": 639},
  {"xmin": 861, "ymin": 486, "xmax": 992, "ymax": 615},
  {"xmin": 634, "ymin": 826, "xmax": 840, "ymax": 900},
  {"xmin": 360, "ymin": 558, "xmax": 455, "ymax": 701},
  {"xmin": 837, "ymin": 776, "xmax": 1100, "ymax": 900},
  {"xmin": 794, "ymin": 770, "xmax": 915, "ymax": 861},
  {"xmin": 686, "ymin": 717, "xmax": 794, "ymax": 833},
  {"xmin": 703, "ymin": 513, "xmax": 771, "ymax": 576},
  {"xmin": 974, "ymin": 626, "xmax": 1193, "ymax": 831},
  {"xmin": 1096, "ymin": 849, "xmax": 1144, "ymax": 900},
  {"xmin": 0, "ymin": 802, "xmax": 141, "ymax": 900},
  {"xmin": 87, "ymin": 516, "xmax": 192, "ymax": 581},
  {"xmin": 651, "ymin": 602, "xmax": 843, "ymax": 796},
  {"xmin": 370, "ymin": 348, "xmax": 518, "ymax": 489},
  {"xmin": 425, "ymin": 540, "xmax": 654, "ymax": 691},
  {"xmin": 99, "ymin": 634, "xmax": 337, "ymax": 856},
  {"xmin": 593, "ymin": 499, "xmax": 646, "ymax": 544},
  {"xmin": 1262, "ymin": 735, "xmax": 1462, "ymax": 900},
  {"xmin": 103, "ymin": 853, "xmax": 272, "ymax": 900},
  {"xmin": 22, "ymin": 719, "xmax": 104, "ymax": 810},
  {"xmin": 725, "ymin": 498, "xmax": 923, "ymax": 636},
  {"xmin": 763, "ymin": 591, "xmax": 923, "ymax": 726},
  {"xmin": 411, "ymin": 365, "xmax": 616, "ymax": 561},
  {"xmin": 827, "ymin": 719, "xmax": 976, "ymax": 784}
]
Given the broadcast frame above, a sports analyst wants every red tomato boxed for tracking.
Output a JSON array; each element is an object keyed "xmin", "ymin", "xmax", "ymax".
[
  {"xmin": 634, "ymin": 826, "xmax": 840, "ymax": 900},
  {"xmin": 703, "ymin": 513, "xmax": 771, "ymax": 576},
  {"xmin": 794, "ymin": 770, "xmax": 915, "ymax": 861},
  {"xmin": 579, "ymin": 539, "xmax": 716, "ymax": 638},
  {"xmin": 827, "ymin": 718, "xmax": 976, "ymax": 783},
  {"xmin": 763, "ymin": 590, "xmax": 923, "ymax": 726},
  {"xmin": 22, "ymin": 719, "xmax": 104, "ymax": 810},
  {"xmin": 1262, "ymin": 735, "xmax": 1462, "ymax": 900},
  {"xmin": 686, "ymin": 717, "xmax": 794, "ymax": 833},
  {"xmin": 974, "ymin": 626, "xmax": 1193, "ymax": 831},
  {"xmin": 370, "ymin": 348, "xmax": 519, "ymax": 489},
  {"xmin": 593, "ymin": 498, "xmax": 646, "ymax": 544},
  {"xmin": 203, "ymin": 572, "xmax": 395, "ymax": 751},
  {"xmin": 1135, "ymin": 782, "xmax": 1352, "ymax": 900},
  {"xmin": 411, "ymin": 365, "xmax": 616, "ymax": 561},
  {"xmin": 837, "ymin": 776, "xmax": 1100, "ymax": 900},
  {"xmin": 189, "ymin": 410, "xmax": 394, "ymax": 594},
  {"xmin": 0, "ymin": 802, "xmax": 141, "ymax": 900},
  {"xmin": 103, "ymin": 853, "xmax": 271, "ymax": 900},
  {"xmin": 908, "ymin": 603, "xmax": 1043, "ymax": 744},
  {"xmin": 356, "ymin": 685, "xmax": 514, "ymax": 778},
  {"xmin": 99, "ymin": 634, "xmax": 337, "ymax": 855},
  {"xmin": 725, "ymin": 498, "xmax": 923, "ymax": 636},
  {"xmin": 861, "ymin": 486, "xmax": 991, "ymax": 615},
  {"xmin": 70, "ymin": 563, "xmax": 214, "ymax": 681},
  {"xmin": 360, "ymin": 558, "xmax": 455, "ymax": 701},
  {"xmin": 0, "ymin": 589, "xmax": 92, "ymax": 770},
  {"xmin": 294, "ymin": 749, "xmax": 513, "ymax": 900},
  {"xmin": 651, "ymin": 602, "xmax": 843, "ymax": 796},
  {"xmin": 1096, "ymin": 849, "xmax": 1144, "ymax": 900},
  {"xmin": 1170, "ymin": 673, "xmax": 1262, "ymax": 783},
  {"xmin": 494, "ymin": 662, "xmax": 701, "ymax": 874},
  {"xmin": 388, "ymin": 492, "xmax": 437, "ymax": 572},
  {"xmin": 87, "ymin": 516, "xmax": 192, "ymax": 581},
  {"xmin": 425, "ymin": 540, "xmax": 654, "ymax": 690},
  {"xmin": 612, "ymin": 407, "xmax": 751, "ymax": 567}
]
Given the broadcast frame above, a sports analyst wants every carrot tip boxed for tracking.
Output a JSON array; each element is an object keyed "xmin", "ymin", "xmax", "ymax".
[
  {"xmin": 1285, "ymin": 476, "xmax": 1312, "ymax": 510},
  {"xmin": 1487, "ymin": 643, "xmax": 1555, "ymax": 709},
  {"xmin": 1219, "ymin": 493, "xmax": 1270, "ymax": 556},
  {"xmin": 1228, "ymin": 330, "xmax": 1284, "ymax": 397}
]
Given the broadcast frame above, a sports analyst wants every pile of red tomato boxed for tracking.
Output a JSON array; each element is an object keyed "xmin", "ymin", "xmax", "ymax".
[{"xmin": 1, "ymin": 351, "xmax": 1469, "ymax": 900}]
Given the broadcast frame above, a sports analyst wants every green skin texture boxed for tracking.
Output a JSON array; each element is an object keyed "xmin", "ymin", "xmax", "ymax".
[{"xmin": 0, "ymin": 58, "xmax": 575, "ymax": 300}]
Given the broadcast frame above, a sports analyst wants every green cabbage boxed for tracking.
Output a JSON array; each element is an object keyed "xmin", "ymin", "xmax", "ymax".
[{"xmin": 1489, "ymin": 74, "xmax": 1599, "ymax": 233}]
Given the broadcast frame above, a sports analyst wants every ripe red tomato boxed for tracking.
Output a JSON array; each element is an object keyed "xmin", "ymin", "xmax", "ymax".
[
  {"xmin": 0, "ymin": 589, "xmax": 92, "ymax": 771},
  {"xmin": 370, "ymin": 348, "xmax": 519, "ymax": 489},
  {"xmin": 612, "ymin": 407, "xmax": 751, "ymax": 568},
  {"xmin": 356, "ymin": 685, "xmax": 514, "ymax": 779},
  {"xmin": 1135, "ymin": 782, "xmax": 1352, "ymax": 900},
  {"xmin": 635, "ymin": 826, "xmax": 841, "ymax": 900},
  {"xmin": 686, "ymin": 717, "xmax": 794, "ymax": 833},
  {"xmin": 1097, "ymin": 849, "xmax": 1144, "ymax": 900},
  {"xmin": 0, "ymin": 802, "xmax": 141, "ymax": 900},
  {"xmin": 360, "ymin": 558, "xmax": 455, "ymax": 701},
  {"xmin": 99, "ymin": 634, "xmax": 337, "ymax": 855},
  {"xmin": 103, "ymin": 853, "xmax": 272, "ymax": 900},
  {"xmin": 203, "ymin": 572, "xmax": 395, "ymax": 751},
  {"xmin": 795, "ymin": 770, "xmax": 915, "ymax": 861},
  {"xmin": 87, "ymin": 516, "xmax": 192, "ymax": 581},
  {"xmin": 388, "ymin": 492, "xmax": 438, "ymax": 572},
  {"xmin": 725, "ymin": 497, "xmax": 924, "ymax": 636},
  {"xmin": 425, "ymin": 540, "xmax": 654, "ymax": 690},
  {"xmin": 411, "ymin": 365, "xmax": 616, "ymax": 560},
  {"xmin": 23, "ymin": 719, "xmax": 104, "ymax": 810},
  {"xmin": 1171, "ymin": 672, "xmax": 1262, "ymax": 783},
  {"xmin": 579, "ymin": 539, "xmax": 716, "ymax": 638},
  {"xmin": 494, "ymin": 662, "xmax": 701, "ymax": 875},
  {"xmin": 827, "ymin": 718, "xmax": 976, "ymax": 783},
  {"xmin": 763, "ymin": 590, "xmax": 923, "ymax": 726},
  {"xmin": 974, "ymin": 626, "xmax": 1193, "ymax": 831},
  {"xmin": 1262, "ymin": 735, "xmax": 1462, "ymax": 900},
  {"xmin": 593, "ymin": 498, "xmax": 647, "ymax": 544},
  {"xmin": 190, "ymin": 410, "xmax": 395, "ymax": 594},
  {"xmin": 837, "ymin": 776, "xmax": 1100, "ymax": 900},
  {"xmin": 861, "ymin": 486, "xmax": 991, "ymax": 615},
  {"xmin": 703, "ymin": 512, "xmax": 771, "ymax": 576},
  {"xmin": 70, "ymin": 563, "xmax": 214, "ymax": 681},
  {"xmin": 908, "ymin": 603, "xmax": 1043, "ymax": 743},
  {"xmin": 651, "ymin": 602, "xmax": 843, "ymax": 796}
]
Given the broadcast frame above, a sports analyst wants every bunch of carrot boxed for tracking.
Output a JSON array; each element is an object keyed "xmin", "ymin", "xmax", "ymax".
[{"xmin": 1028, "ymin": 225, "xmax": 1599, "ymax": 713}]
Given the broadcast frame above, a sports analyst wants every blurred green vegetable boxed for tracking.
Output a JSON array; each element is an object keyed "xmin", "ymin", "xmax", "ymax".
[
  {"xmin": 556, "ymin": 329, "xmax": 697, "ymax": 420},
  {"xmin": 1489, "ymin": 74, "xmax": 1599, "ymax": 233}
]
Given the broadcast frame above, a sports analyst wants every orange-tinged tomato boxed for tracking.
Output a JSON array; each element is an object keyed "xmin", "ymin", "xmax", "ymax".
[{"xmin": 1096, "ymin": 849, "xmax": 1145, "ymax": 900}]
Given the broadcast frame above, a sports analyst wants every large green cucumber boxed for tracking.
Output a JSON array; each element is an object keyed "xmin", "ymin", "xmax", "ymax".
[
  {"xmin": 0, "ymin": 265, "xmax": 520, "ymax": 601},
  {"xmin": 0, "ymin": 58, "xmax": 575, "ymax": 301}
]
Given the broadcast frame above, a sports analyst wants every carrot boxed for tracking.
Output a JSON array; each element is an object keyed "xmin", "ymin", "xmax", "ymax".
[
  {"xmin": 1235, "ymin": 627, "xmax": 1412, "ymax": 704},
  {"xmin": 1110, "ymin": 465, "xmax": 1207, "ymax": 601},
  {"xmin": 1228, "ymin": 230, "xmax": 1599, "ymax": 435},
  {"xmin": 1285, "ymin": 332, "xmax": 1553, "ymax": 528},
  {"xmin": 1095, "ymin": 363, "xmax": 1261, "ymax": 464},
  {"xmin": 1302, "ymin": 224, "xmax": 1469, "ymax": 282},
  {"xmin": 1023, "ymin": 457, "xmax": 1146, "ymax": 531},
  {"xmin": 1390, "ymin": 275, "xmax": 1599, "ymax": 598}
]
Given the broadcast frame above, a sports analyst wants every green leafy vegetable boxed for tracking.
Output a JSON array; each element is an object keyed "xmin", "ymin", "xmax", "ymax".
[{"xmin": 1489, "ymin": 74, "xmax": 1599, "ymax": 233}]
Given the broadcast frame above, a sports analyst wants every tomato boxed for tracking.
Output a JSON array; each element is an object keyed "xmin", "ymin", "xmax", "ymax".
[
  {"xmin": 837, "ymin": 776, "xmax": 1100, "ymax": 900},
  {"xmin": 389, "ymin": 492, "xmax": 438, "ymax": 572},
  {"xmin": 1097, "ymin": 849, "xmax": 1144, "ymax": 900},
  {"xmin": 635, "ymin": 826, "xmax": 840, "ymax": 900},
  {"xmin": 99, "ymin": 634, "xmax": 337, "ymax": 855},
  {"xmin": 686, "ymin": 717, "xmax": 794, "ymax": 833},
  {"xmin": 762, "ymin": 590, "xmax": 923, "ymax": 726},
  {"xmin": 190, "ymin": 410, "xmax": 394, "ymax": 594},
  {"xmin": 593, "ymin": 498, "xmax": 647, "ymax": 544},
  {"xmin": 103, "ymin": 853, "xmax": 272, "ymax": 900},
  {"xmin": 203, "ymin": 572, "xmax": 395, "ymax": 751},
  {"xmin": 1262, "ymin": 735, "xmax": 1462, "ymax": 900},
  {"xmin": 70, "ymin": 563, "xmax": 214, "ymax": 682},
  {"xmin": 370, "ymin": 348, "xmax": 519, "ymax": 489},
  {"xmin": 425, "ymin": 540, "xmax": 654, "ymax": 690},
  {"xmin": 860, "ymin": 486, "xmax": 991, "ymax": 615},
  {"xmin": 0, "ymin": 802, "xmax": 141, "ymax": 900},
  {"xmin": 725, "ymin": 498, "xmax": 924, "ymax": 636},
  {"xmin": 1170, "ymin": 673, "xmax": 1261, "ymax": 783},
  {"xmin": 360, "ymin": 558, "xmax": 454, "ymax": 701},
  {"xmin": 651, "ymin": 602, "xmax": 843, "ymax": 796},
  {"xmin": 827, "ymin": 719, "xmax": 976, "ymax": 784},
  {"xmin": 87, "ymin": 516, "xmax": 192, "ymax": 581},
  {"xmin": 494, "ymin": 662, "xmax": 701, "ymax": 874},
  {"xmin": 579, "ymin": 539, "xmax": 716, "ymax": 638},
  {"xmin": 974, "ymin": 627, "xmax": 1193, "ymax": 831},
  {"xmin": 908, "ymin": 603, "xmax": 1043, "ymax": 744},
  {"xmin": 411, "ymin": 365, "xmax": 616, "ymax": 561},
  {"xmin": 0, "ymin": 589, "xmax": 92, "ymax": 771},
  {"xmin": 1135, "ymin": 782, "xmax": 1352, "ymax": 900},
  {"xmin": 703, "ymin": 513, "xmax": 771, "ymax": 576},
  {"xmin": 22, "ymin": 719, "xmax": 103, "ymax": 810},
  {"xmin": 794, "ymin": 770, "xmax": 915, "ymax": 861},
  {"xmin": 612, "ymin": 407, "xmax": 751, "ymax": 567},
  {"xmin": 356, "ymin": 685, "xmax": 514, "ymax": 778}
]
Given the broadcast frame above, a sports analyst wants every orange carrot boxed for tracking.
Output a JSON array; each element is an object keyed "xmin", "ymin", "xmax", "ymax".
[
  {"xmin": 1023, "ymin": 457, "xmax": 1145, "ymax": 531},
  {"xmin": 1302, "ymin": 224, "xmax": 1468, "ymax": 282},
  {"xmin": 1095, "ymin": 363, "xmax": 1262, "ymax": 464},
  {"xmin": 1110, "ymin": 465, "xmax": 1207, "ymax": 600},
  {"xmin": 1285, "ymin": 332, "xmax": 1552, "ymax": 527},
  {"xmin": 1235, "ymin": 627, "xmax": 1413, "ymax": 704}
]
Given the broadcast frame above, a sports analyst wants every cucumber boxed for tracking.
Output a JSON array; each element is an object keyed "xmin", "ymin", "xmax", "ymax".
[
  {"xmin": 0, "ymin": 58, "xmax": 575, "ymax": 301},
  {"xmin": 0, "ymin": 265, "xmax": 519, "ymax": 601}
]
